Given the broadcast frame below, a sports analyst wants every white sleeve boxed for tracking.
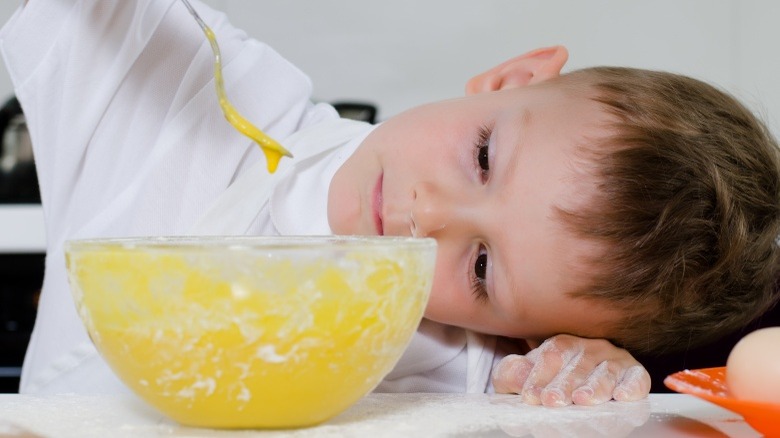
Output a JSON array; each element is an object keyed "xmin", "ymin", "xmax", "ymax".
[
  {"xmin": 0, "ymin": 0, "xmax": 333, "ymax": 240},
  {"xmin": 0, "ymin": 0, "xmax": 336, "ymax": 394}
]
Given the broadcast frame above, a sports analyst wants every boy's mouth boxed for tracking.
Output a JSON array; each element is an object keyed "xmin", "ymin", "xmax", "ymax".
[{"xmin": 372, "ymin": 173, "xmax": 384, "ymax": 235}]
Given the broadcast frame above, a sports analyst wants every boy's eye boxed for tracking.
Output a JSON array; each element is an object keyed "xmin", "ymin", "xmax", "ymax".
[
  {"xmin": 475, "ymin": 253, "xmax": 487, "ymax": 279},
  {"xmin": 478, "ymin": 145, "xmax": 489, "ymax": 171},
  {"xmin": 474, "ymin": 125, "xmax": 492, "ymax": 182},
  {"xmin": 471, "ymin": 247, "xmax": 489, "ymax": 302}
]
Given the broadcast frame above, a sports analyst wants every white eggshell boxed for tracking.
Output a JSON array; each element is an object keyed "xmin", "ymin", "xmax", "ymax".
[{"xmin": 726, "ymin": 326, "xmax": 780, "ymax": 403}]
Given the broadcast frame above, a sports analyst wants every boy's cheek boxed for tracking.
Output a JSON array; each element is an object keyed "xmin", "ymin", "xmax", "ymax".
[
  {"xmin": 422, "ymin": 280, "xmax": 466, "ymax": 326},
  {"xmin": 327, "ymin": 198, "xmax": 359, "ymax": 235},
  {"xmin": 421, "ymin": 286, "xmax": 445, "ymax": 320},
  {"xmin": 327, "ymin": 176, "xmax": 360, "ymax": 235}
]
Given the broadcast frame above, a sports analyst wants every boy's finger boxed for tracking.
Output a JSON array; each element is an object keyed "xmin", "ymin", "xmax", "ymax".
[
  {"xmin": 521, "ymin": 342, "xmax": 580, "ymax": 405},
  {"xmin": 539, "ymin": 349, "xmax": 604, "ymax": 407},
  {"xmin": 492, "ymin": 354, "xmax": 534, "ymax": 394},
  {"xmin": 571, "ymin": 361, "xmax": 619, "ymax": 406},
  {"xmin": 613, "ymin": 365, "xmax": 652, "ymax": 401}
]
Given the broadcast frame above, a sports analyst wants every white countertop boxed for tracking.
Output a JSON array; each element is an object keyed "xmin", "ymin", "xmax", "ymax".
[{"xmin": 0, "ymin": 393, "xmax": 760, "ymax": 437}]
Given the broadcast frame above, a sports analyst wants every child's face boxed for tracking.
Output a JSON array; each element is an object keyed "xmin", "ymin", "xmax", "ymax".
[{"xmin": 328, "ymin": 84, "xmax": 620, "ymax": 343}]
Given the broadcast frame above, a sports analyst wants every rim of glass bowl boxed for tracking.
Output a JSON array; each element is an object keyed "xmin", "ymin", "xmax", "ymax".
[{"xmin": 64, "ymin": 235, "xmax": 437, "ymax": 252}]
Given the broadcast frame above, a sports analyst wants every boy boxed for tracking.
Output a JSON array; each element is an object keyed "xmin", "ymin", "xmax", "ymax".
[{"xmin": 2, "ymin": 0, "xmax": 776, "ymax": 407}]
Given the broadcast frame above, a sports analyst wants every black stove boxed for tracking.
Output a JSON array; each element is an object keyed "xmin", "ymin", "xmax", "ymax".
[{"xmin": 0, "ymin": 95, "xmax": 42, "ymax": 393}]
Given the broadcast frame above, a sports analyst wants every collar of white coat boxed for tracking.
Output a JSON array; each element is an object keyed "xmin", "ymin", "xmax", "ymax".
[
  {"xmin": 270, "ymin": 120, "xmax": 375, "ymax": 235},
  {"xmin": 188, "ymin": 118, "xmax": 374, "ymax": 236}
]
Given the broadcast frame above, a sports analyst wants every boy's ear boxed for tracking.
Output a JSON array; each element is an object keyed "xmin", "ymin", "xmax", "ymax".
[{"xmin": 465, "ymin": 45, "xmax": 569, "ymax": 95}]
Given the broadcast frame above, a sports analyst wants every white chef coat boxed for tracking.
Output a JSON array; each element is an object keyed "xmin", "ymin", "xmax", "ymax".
[{"xmin": 0, "ymin": 0, "xmax": 500, "ymax": 395}]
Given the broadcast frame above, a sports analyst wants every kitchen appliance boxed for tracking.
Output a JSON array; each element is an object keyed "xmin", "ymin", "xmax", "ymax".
[
  {"xmin": 333, "ymin": 101, "xmax": 377, "ymax": 124},
  {"xmin": 0, "ymin": 253, "xmax": 41, "ymax": 393},
  {"xmin": 0, "ymin": 95, "xmax": 43, "ymax": 393},
  {"xmin": 0, "ymin": 96, "xmax": 39, "ymax": 204}
]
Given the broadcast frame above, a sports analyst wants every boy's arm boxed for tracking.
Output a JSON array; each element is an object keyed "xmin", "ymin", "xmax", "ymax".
[
  {"xmin": 2, "ymin": 0, "xmax": 329, "ymax": 394},
  {"xmin": 492, "ymin": 334, "xmax": 651, "ymax": 406}
]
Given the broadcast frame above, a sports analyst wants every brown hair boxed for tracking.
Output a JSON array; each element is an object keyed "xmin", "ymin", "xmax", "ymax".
[{"xmin": 556, "ymin": 67, "xmax": 780, "ymax": 354}]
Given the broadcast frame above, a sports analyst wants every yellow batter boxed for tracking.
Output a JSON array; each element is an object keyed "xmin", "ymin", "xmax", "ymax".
[
  {"xmin": 66, "ymin": 238, "xmax": 434, "ymax": 429},
  {"xmin": 183, "ymin": 0, "xmax": 292, "ymax": 173}
]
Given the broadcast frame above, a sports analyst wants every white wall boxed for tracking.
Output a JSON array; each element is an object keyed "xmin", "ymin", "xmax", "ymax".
[{"xmin": 1, "ymin": 0, "xmax": 779, "ymax": 136}]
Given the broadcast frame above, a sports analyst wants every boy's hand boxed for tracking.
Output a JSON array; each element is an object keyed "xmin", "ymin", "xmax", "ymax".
[{"xmin": 492, "ymin": 334, "xmax": 651, "ymax": 407}]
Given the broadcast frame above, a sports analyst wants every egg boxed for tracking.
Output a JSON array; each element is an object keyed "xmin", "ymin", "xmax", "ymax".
[{"xmin": 726, "ymin": 326, "xmax": 780, "ymax": 403}]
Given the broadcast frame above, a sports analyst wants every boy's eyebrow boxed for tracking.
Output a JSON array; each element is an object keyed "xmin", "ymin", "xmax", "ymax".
[
  {"xmin": 492, "ymin": 108, "xmax": 532, "ymax": 312},
  {"xmin": 501, "ymin": 109, "xmax": 532, "ymax": 185}
]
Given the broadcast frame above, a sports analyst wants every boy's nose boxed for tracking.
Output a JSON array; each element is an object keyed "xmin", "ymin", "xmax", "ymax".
[{"xmin": 409, "ymin": 182, "xmax": 462, "ymax": 238}]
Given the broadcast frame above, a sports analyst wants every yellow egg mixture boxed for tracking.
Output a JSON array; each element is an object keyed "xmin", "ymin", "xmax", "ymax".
[
  {"xmin": 204, "ymin": 26, "xmax": 292, "ymax": 174},
  {"xmin": 182, "ymin": 0, "xmax": 293, "ymax": 173},
  {"xmin": 67, "ymin": 249, "xmax": 432, "ymax": 428}
]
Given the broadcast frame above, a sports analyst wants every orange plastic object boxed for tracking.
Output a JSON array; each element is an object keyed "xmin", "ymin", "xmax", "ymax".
[{"xmin": 665, "ymin": 367, "xmax": 780, "ymax": 437}]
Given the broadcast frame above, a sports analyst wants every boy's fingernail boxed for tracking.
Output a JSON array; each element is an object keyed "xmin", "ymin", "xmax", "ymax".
[
  {"xmin": 543, "ymin": 388, "xmax": 567, "ymax": 407},
  {"xmin": 572, "ymin": 387, "xmax": 594, "ymax": 404},
  {"xmin": 522, "ymin": 386, "xmax": 542, "ymax": 404}
]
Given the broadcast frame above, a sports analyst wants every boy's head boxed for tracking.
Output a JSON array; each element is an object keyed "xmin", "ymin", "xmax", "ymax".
[
  {"xmin": 327, "ymin": 46, "xmax": 780, "ymax": 355},
  {"xmin": 553, "ymin": 66, "xmax": 780, "ymax": 354}
]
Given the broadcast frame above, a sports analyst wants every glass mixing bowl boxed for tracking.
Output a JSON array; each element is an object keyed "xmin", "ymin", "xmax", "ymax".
[{"xmin": 65, "ymin": 236, "xmax": 436, "ymax": 429}]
